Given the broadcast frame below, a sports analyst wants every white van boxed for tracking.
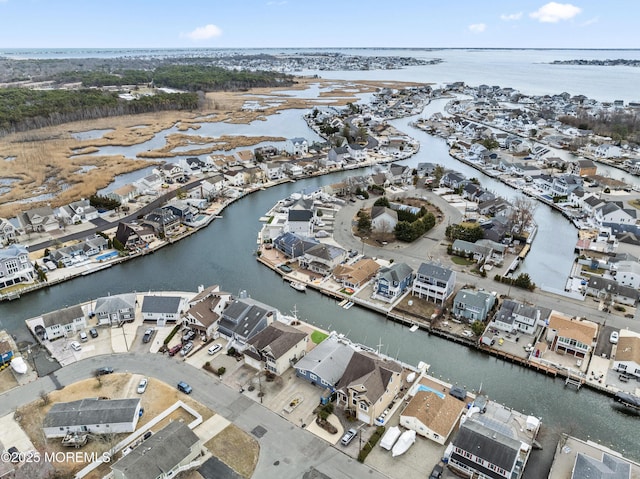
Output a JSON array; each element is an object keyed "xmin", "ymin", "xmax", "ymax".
[
  {"xmin": 208, "ymin": 344, "xmax": 222, "ymax": 355},
  {"xmin": 79, "ymin": 331, "xmax": 88, "ymax": 342}
]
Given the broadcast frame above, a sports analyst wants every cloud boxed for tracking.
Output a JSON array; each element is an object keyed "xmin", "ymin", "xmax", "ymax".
[
  {"xmin": 581, "ymin": 17, "xmax": 598, "ymax": 27},
  {"xmin": 468, "ymin": 23, "xmax": 487, "ymax": 33},
  {"xmin": 530, "ymin": 2, "xmax": 582, "ymax": 23},
  {"xmin": 500, "ymin": 12, "xmax": 523, "ymax": 21},
  {"xmin": 183, "ymin": 24, "xmax": 223, "ymax": 41}
]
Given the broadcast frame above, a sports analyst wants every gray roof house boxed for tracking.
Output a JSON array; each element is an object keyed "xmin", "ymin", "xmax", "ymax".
[
  {"xmin": 453, "ymin": 289, "xmax": 497, "ymax": 323},
  {"xmin": 217, "ymin": 297, "xmax": 277, "ymax": 347},
  {"xmin": 299, "ymin": 243, "xmax": 347, "ymax": 276},
  {"xmin": 141, "ymin": 295, "xmax": 185, "ymax": 326},
  {"xmin": 412, "ymin": 262, "xmax": 456, "ymax": 305},
  {"xmin": 374, "ymin": 262, "xmax": 414, "ymax": 302},
  {"xmin": 586, "ymin": 276, "xmax": 639, "ymax": 306},
  {"xmin": 571, "ymin": 452, "xmax": 631, "ymax": 479},
  {"xmin": 295, "ymin": 335, "xmax": 356, "ymax": 389},
  {"xmin": 111, "ymin": 421, "xmax": 201, "ymax": 479},
  {"xmin": 244, "ymin": 322, "xmax": 308, "ymax": 375},
  {"xmin": 43, "ymin": 398, "xmax": 141, "ymax": 438},
  {"xmin": 183, "ymin": 289, "xmax": 232, "ymax": 339},
  {"xmin": 41, "ymin": 304, "xmax": 86, "ymax": 341},
  {"xmin": 94, "ymin": 293, "xmax": 137, "ymax": 325},
  {"xmin": 492, "ymin": 300, "xmax": 544, "ymax": 335}
]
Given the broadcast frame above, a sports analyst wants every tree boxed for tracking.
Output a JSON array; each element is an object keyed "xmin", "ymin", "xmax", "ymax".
[
  {"xmin": 446, "ymin": 223, "xmax": 484, "ymax": 242},
  {"xmin": 374, "ymin": 196, "xmax": 390, "ymax": 208},
  {"xmin": 480, "ymin": 138, "xmax": 499, "ymax": 150},
  {"xmin": 112, "ymin": 237, "xmax": 125, "ymax": 251},
  {"xmin": 471, "ymin": 320, "xmax": 486, "ymax": 337},
  {"xmin": 514, "ymin": 273, "xmax": 535, "ymax": 290},
  {"xmin": 432, "ymin": 165, "xmax": 446, "ymax": 187},
  {"xmin": 357, "ymin": 212, "xmax": 371, "ymax": 234},
  {"xmin": 508, "ymin": 196, "xmax": 537, "ymax": 235}
]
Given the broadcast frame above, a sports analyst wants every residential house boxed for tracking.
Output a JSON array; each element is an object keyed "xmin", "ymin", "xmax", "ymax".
[
  {"xmin": 0, "ymin": 244, "xmax": 35, "ymax": 289},
  {"xmin": 327, "ymin": 146, "xmax": 350, "ymax": 165},
  {"xmin": 347, "ymin": 143, "xmax": 366, "ymax": 162},
  {"xmin": 388, "ymin": 163, "xmax": 413, "ymax": 184},
  {"xmin": 595, "ymin": 203, "xmax": 637, "ymax": 225},
  {"xmin": 586, "ymin": 276, "xmax": 639, "ymax": 306},
  {"xmin": 492, "ymin": 300, "xmax": 544, "ymax": 335},
  {"xmin": 43, "ymin": 398, "xmax": 141, "ymax": 438},
  {"xmin": 452, "ymin": 239, "xmax": 493, "ymax": 264},
  {"xmin": 570, "ymin": 159, "xmax": 597, "ymax": 177},
  {"xmin": 374, "ymin": 263, "xmax": 414, "ymax": 302},
  {"xmin": 299, "ymin": 243, "xmax": 347, "ymax": 276},
  {"xmin": 400, "ymin": 377, "xmax": 467, "ymax": 444},
  {"xmin": 261, "ymin": 161, "xmax": 285, "ymax": 181},
  {"xmin": 48, "ymin": 235, "xmax": 108, "ymax": 267},
  {"xmin": 223, "ymin": 169, "xmax": 246, "ymax": 187},
  {"xmin": 164, "ymin": 200, "xmax": 198, "ymax": 225},
  {"xmin": 141, "ymin": 295, "xmax": 185, "ymax": 326},
  {"xmin": 114, "ymin": 222, "xmax": 156, "ymax": 250},
  {"xmin": 183, "ymin": 287, "xmax": 232, "ymax": 339},
  {"xmin": 180, "ymin": 156, "xmax": 207, "ymax": 175},
  {"xmin": 571, "ymin": 452, "xmax": 631, "ymax": 479},
  {"xmin": 233, "ymin": 149, "xmax": 255, "ymax": 167},
  {"xmin": 614, "ymin": 260, "xmax": 640, "ymax": 289},
  {"xmin": 244, "ymin": 322, "xmax": 308, "ymax": 375},
  {"xmin": 295, "ymin": 334, "xmax": 356, "ymax": 389},
  {"xmin": 142, "ymin": 208, "xmax": 180, "ymax": 237},
  {"xmin": 546, "ymin": 312, "xmax": 598, "ymax": 359},
  {"xmin": 18, "ymin": 206, "xmax": 58, "ymax": 232},
  {"xmin": 133, "ymin": 173, "xmax": 163, "ymax": 195},
  {"xmin": 40, "ymin": 304, "xmax": 87, "ymax": 341},
  {"xmin": 335, "ymin": 350, "xmax": 403, "ymax": 425},
  {"xmin": 612, "ymin": 330, "xmax": 640, "ymax": 379},
  {"xmin": 370, "ymin": 206, "xmax": 398, "ymax": 233},
  {"xmin": 198, "ymin": 176, "xmax": 226, "ymax": 200},
  {"xmin": 217, "ymin": 297, "xmax": 277, "ymax": 347},
  {"xmin": 285, "ymin": 137, "xmax": 309, "ymax": 156},
  {"xmin": 594, "ymin": 144, "xmax": 622, "ymax": 159},
  {"xmin": 57, "ymin": 199, "xmax": 99, "ymax": 224},
  {"xmin": 94, "ymin": 293, "xmax": 137, "ymax": 325},
  {"xmin": 582, "ymin": 195, "xmax": 607, "ymax": 215},
  {"xmin": 282, "ymin": 160, "xmax": 304, "ymax": 177},
  {"xmin": 273, "ymin": 232, "xmax": 318, "ymax": 259},
  {"xmin": 453, "ymin": 289, "xmax": 497, "ymax": 323},
  {"xmin": 110, "ymin": 421, "xmax": 201, "ymax": 479},
  {"xmin": 412, "ymin": 262, "xmax": 456, "ymax": 305},
  {"xmin": 155, "ymin": 162, "xmax": 186, "ymax": 182},
  {"xmin": 332, "ymin": 258, "xmax": 380, "ymax": 289},
  {"xmin": 0, "ymin": 218, "xmax": 17, "ymax": 245},
  {"xmin": 440, "ymin": 172, "xmax": 466, "ymax": 190},
  {"xmin": 287, "ymin": 209, "xmax": 314, "ymax": 236}
]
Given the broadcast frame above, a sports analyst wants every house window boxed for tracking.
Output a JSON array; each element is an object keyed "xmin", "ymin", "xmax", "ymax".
[
  {"xmin": 310, "ymin": 373, "xmax": 317, "ymax": 381},
  {"xmin": 352, "ymin": 398, "xmax": 357, "ymax": 406},
  {"xmin": 359, "ymin": 402, "xmax": 368, "ymax": 412}
]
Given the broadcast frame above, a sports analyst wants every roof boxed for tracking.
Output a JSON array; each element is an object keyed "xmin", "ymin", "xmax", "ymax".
[
  {"xmin": 189, "ymin": 285, "xmax": 221, "ymax": 304},
  {"xmin": 247, "ymin": 322, "xmax": 307, "ymax": 359},
  {"xmin": 44, "ymin": 398, "xmax": 140, "ymax": 428},
  {"xmin": 379, "ymin": 262, "xmax": 413, "ymax": 283},
  {"xmin": 94, "ymin": 293, "xmax": 137, "ymax": 314},
  {"xmin": 141, "ymin": 296, "xmax": 182, "ymax": 314},
  {"xmin": 42, "ymin": 305, "xmax": 85, "ymax": 328},
  {"xmin": 0, "ymin": 244, "xmax": 28, "ymax": 260},
  {"xmin": 371, "ymin": 206, "xmax": 398, "ymax": 221},
  {"xmin": 186, "ymin": 298, "xmax": 221, "ymax": 327},
  {"xmin": 110, "ymin": 421, "xmax": 199, "ymax": 479},
  {"xmin": 453, "ymin": 420, "xmax": 521, "ymax": 472},
  {"xmin": 454, "ymin": 289, "xmax": 495, "ymax": 311},
  {"xmin": 219, "ymin": 298, "xmax": 275, "ymax": 339},
  {"xmin": 336, "ymin": 350, "xmax": 402, "ymax": 405},
  {"xmin": 294, "ymin": 336, "xmax": 355, "ymax": 386},
  {"xmin": 572, "ymin": 452, "xmax": 631, "ymax": 479},
  {"xmin": 333, "ymin": 258, "xmax": 380, "ymax": 285},
  {"xmin": 615, "ymin": 334, "xmax": 640, "ymax": 365},
  {"xmin": 288, "ymin": 209, "xmax": 313, "ymax": 222},
  {"xmin": 305, "ymin": 243, "xmax": 345, "ymax": 261},
  {"xmin": 417, "ymin": 262, "xmax": 455, "ymax": 282},
  {"xmin": 547, "ymin": 312, "xmax": 598, "ymax": 345}
]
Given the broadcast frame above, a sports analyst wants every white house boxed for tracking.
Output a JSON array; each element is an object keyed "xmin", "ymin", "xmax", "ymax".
[
  {"xmin": 594, "ymin": 143, "xmax": 622, "ymax": 159},
  {"xmin": 244, "ymin": 322, "xmax": 308, "ymax": 375},
  {"xmin": 94, "ymin": 293, "xmax": 137, "ymax": 325},
  {"xmin": 285, "ymin": 137, "xmax": 309, "ymax": 156},
  {"xmin": 40, "ymin": 305, "xmax": 87, "ymax": 341},
  {"xmin": 141, "ymin": 295, "xmax": 185, "ymax": 326},
  {"xmin": 261, "ymin": 161, "xmax": 285, "ymax": 180},
  {"xmin": 0, "ymin": 218, "xmax": 17, "ymax": 246},
  {"xmin": 614, "ymin": 260, "xmax": 640, "ymax": 289},
  {"xmin": 0, "ymin": 244, "xmax": 35, "ymax": 289},
  {"xmin": 412, "ymin": 262, "xmax": 456, "ymax": 305},
  {"xmin": 612, "ymin": 331, "xmax": 640, "ymax": 379},
  {"xmin": 370, "ymin": 206, "xmax": 398, "ymax": 233}
]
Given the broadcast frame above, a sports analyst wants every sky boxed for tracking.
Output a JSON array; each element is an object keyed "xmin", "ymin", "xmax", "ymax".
[{"xmin": 0, "ymin": 0, "xmax": 637, "ymax": 50}]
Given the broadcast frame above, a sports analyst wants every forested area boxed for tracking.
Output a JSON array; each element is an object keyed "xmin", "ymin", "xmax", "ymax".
[
  {"xmin": 151, "ymin": 65, "xmax": 293, "ymax": 91},
  {"xmin": 559, "ymin": 110, "xmax": 640, "ymax": 144}
]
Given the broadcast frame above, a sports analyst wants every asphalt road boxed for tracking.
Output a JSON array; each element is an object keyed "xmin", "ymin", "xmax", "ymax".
[{"xmin": 0, "ymin": 353, "xmax": 387, "ymax": 479}]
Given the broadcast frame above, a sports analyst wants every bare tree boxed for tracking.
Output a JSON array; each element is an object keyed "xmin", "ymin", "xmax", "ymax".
[{"xmin": 509, "ymin": 196, "xmax": 537, "ymax": 234}]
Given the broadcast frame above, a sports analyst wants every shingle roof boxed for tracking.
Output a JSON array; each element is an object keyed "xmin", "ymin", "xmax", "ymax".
[
  {"xmin": 417, "ymin": 262, "xmax": 454, "ymax": 282},
  {"xmin": 141, "ymin": 296, "xmax": 182, "ymax": 314},
  {"xmin": 44, "ymin": 398, "xmax": 140, "ymax": 429},
  {"xmin": 547, "ymin": 312, "xmax": 597, "ymax": 345},
  {"xmin": 572, "ymin": 452, "xmax": 631, "ymax": 479},
  {"xmin": 294, "ymin": 336, "xmax": 355, "ymax": 386},
  {"xmin": 379, "ymin": 262, "xmax": 413, "ymax": 283},
  {"xmin": 453, "ymin": 420, "xmax": 520, "ymax": 473},
  {"xmin": 94, "ymin": 293, "xmax": 137, "ymax": 314},
  {"xmin": 247, "ymin": 322, "xmax": 307, "ymax": 359},
  {"xmin": 288, "ymin": 210, "xmax": 313, "ymax": 222},
  {"xmin": 615, "ymin": 335, "xmax": 640, "ymax": 365},
  {"xmin": 337, "ymin": 350, "xmax": 402, "ymax": 405},
  {"xmin": 42, "ymin": 305, "xmax": 85, "ymax": 328}
]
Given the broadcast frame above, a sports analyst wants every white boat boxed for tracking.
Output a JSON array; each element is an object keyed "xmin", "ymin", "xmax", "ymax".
[
  {"xmin": 10, "ymin": 357, "xmax": 27, "ymax": 374},
  {"xmin": 289, "ymin": 281, "xmax": 307, "ymax": 292},
  {"xmin": 343, "ymin": 301, "xmax": 354, "ymax": 309},
  {"xmin": 391, "ymin": 430, "xmax": 416, "ymax": 457},
  {"xmin": 380, "ymin": 426, "xmax": 401, "ymax": 450},
  {"xmin": 409, "ymin": 324, "xmax": 419, "ymax": 332}
]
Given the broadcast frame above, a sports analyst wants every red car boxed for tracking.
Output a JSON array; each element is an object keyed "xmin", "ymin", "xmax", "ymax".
[{"xmin": 168, "ymin": 344, "xmax": 182, "ymax": 356}]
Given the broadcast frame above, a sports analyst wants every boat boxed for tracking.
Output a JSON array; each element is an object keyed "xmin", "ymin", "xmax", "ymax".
[
  {"xmin": 343, "ymin": 301, "xmax": 354, "ymax": 310},
  {"xmin": 391, "ymin": 430, "xmax": 416, "ymax": 457},
  {"xmin": 409, "ymin": 324, "xmax": 419, "ymax": 332},
  {"xmin": 379, "ymin": 426, "xmax": 401, "ymax": 451},
  {"xmin": 289, "ymin": 281, "xmax": 307, "ymax": 292},
  {"xmin": 613, "ymin": 391, "xmax": 640, "ymax": 414},
  {"xmin": 10, "ymin": 357, "xmax": 27, "ymax": 374}
]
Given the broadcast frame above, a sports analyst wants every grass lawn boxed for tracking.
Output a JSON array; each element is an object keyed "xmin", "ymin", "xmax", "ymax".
[
  {"xmin": 450, "ymin": 256, "xmax": 475, "ymax": 266},
  {"xmin": 311, "ymin": 330, "xmax": 329, "ymax": 344}
]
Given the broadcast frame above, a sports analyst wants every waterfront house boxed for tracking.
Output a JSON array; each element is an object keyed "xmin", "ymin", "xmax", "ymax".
[
  {"xmin": 57, "ymin": 199, "xmax": 99, "ymax": 225},
  {"xmin": 347, "ymin": 143, "xmax": 366, "ymax": 162},
  {"xmin": 18, "ymin": 206, "xmax": 58, "ymax": 232},
  {"xmin": 295, "ymin": 335, "xmax": 355, "ymax": 390},
  {"xmin": 164, "ymin": 200, "xmax": 199, "ymax": 226},
  {"xmin": 183, "ymin": 287, "xmax": 231, "ymax": 339},
  {"xmin": 492, "ymin": 300, "xmax": 544, "ymax": 335},
  {"xmin": 141, "ymin": 295, "xmax": 185, "ymax": 326},
  {"xmin": 412, "ymin": 262, "xmax": 456, "ymax": 305},
  {"xmin": 571, "ymin": 452, "xmax": 631, "ymax": 479},
  {"xmin": 335, "ymin": 350, "xmax": 403, "ymax": 425},
  {"xmin": 287, "ymin": 209, "xmax": 314, "ymax": 236},
  {"xmin": 198, "ymin": 176, "xmax": 226, "ymax": 199},
  {"xmin": 114, "ymin": 222, "xmax": 156, "ymax": 250},
  {"xmin": 582, "ymin": 195, "xmax": 607, "ymax": 216},
  {"xmin": 48, "ymin": 235, "xmax": 108, "ymax": 267},
  {"xmin": 223, "ymin": 169, "xmax": 246, "ymax": 187},
  {"xmin": 244, "ymin": 322, "xmax": 308, "ymax": 376},
  {"xmin": 332, "ymin": 258, "xmax": 380, "ymax": 289},
  {"xmin": 299, "ymin": 243, "xmax": 347, "ymax": 276},
  {"xmin": 0, "ymin": 218, "xmax": 17, "ymax": 246},
  {"xmin": 440, "ymin": 172, "xmax": 466, "ymax": 190},
  {"xmin": 327, "ymin": 146, "xmax": 350, "ymax": 165},
  {"xmin": 110, "ymin": 421, "xmax": 201, "ymax": 479},
  {"xmin": 613, "ymin": 260, "xmax": 640, "ymax": 289},
  {"xmin": 374, "ymin": 262, "xmax": 414, "ymax": 302},
  {"xmin": 217, "ymin": 297, "xmax": 277, "ymax": 348},
  {"xmin": 585, "ymin": 276, "xmax": 639, "ymax": 306},
  {"xmin": 44, "ymin": 398, "xmax": 141, "ymax": 438},
  {"xmin": 94, "ymin": 293, "xmax": 137, "ymax": 325},
  {"xmin": 285, "ymin": 137, "xmax": 309, "ymax": 157},
  {"xmin": 233, "ymin": 149, "xmax": 255, "ymax": 167},
  {"xmin": 546, "ymin": 312, "xmax": 598, "ymax": 359},
  {"xmin": 451, "ymin": 239, "xmax": 493, "ymax": 264},
  {"xmin": 594, "ymin": 143, "xmax": 622, "ymax": 159},
  {"xmin": 453, "ymin": 289, "xmax": 496, "ymax": 323},
  {"xmin": 0, "ymin": 244, "xmax": 35, "ymax": 289},
  {"xmin": 448, "ymin": 401, "xmax": 538, "ymax": 479},
  {"xmin": 41, "ymin": 304, "xmax": 87, "ymax": 340},
  {"xmin": 388, "ymin": 163, "xmax": 413, "ymax": 184},
  {"xmin": 400, "ymin": 377, "xmax": 467, "ymax": 445},
  {"xmin": 142, "ymin": 208, "xmax": 180, "ymax": 237},
  {"xmin": 595, "ymin": 203, "xmax": 637, "ymax": 226},
  {"xmin": 570, "ymin": 159, "xmax": 597, "ymax": 177},
  {"xmin": 133, "ymin": 173, "xmax": 163, "ymax": 195},
  {"xmin": 282, "ymin": 160, "xmax": 304, "ymax": 177},
  {"xmin": 370, "ymin": 206, "xmax": 398, "ymax": 233},
  {"xmin": 273, "ymin": 232, "xmax": 318, "ymax": 259},
  {"xmin": 261, "ymin": 161, "xmax": 285, "ymax": 181},
  {"xmin": 612, "ymin": 330, "xmax": 640, "ymax": 379},
  {"xmin": 179, "ymin": 156, "xmax": 207, "ymax": 175},
  {"xmin": 154, "ymin": 162, "xmax": 186, "ymax": 182}
]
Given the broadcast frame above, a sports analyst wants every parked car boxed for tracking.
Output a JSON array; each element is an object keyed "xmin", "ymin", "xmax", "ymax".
[
  {"xmin": 168, "ymin": 344, "xmax": 183, "ymax": 356},
  {"xmin": 610, "ymin": 331, "xmax": 619, "ymax": 344},
  {"xmin": 96, "ymin": 367, "xmax": 114, "ymax": 376},
  {"xmin": 181, "ymin": 341, "xmax": 194, "ymax": 356},
  {"xmin": 137, "ymin": 377, "xmax": 148, "ymax": 394},
  {"xmin": 182, "ymin": 330, "xmax": 196, "ymax": 343},
  {"xmin": 70, "ymin": 341, "xmax": 82, "ymax": 352},
  {"xmin": 429, "ymin": 462, "xmax": 444, "ymax": 479},
  {"xmin": 340, "ymin": 428, "xmax": 358, "ymax": 446},
  {"xmin": 208, "ymin": 344, "xmax": 222, "ymax": 355},
  {"xmin": 142, "ymin": 329, "xmax": 153, "ymax": 343},
  {"xmin": 177, "ymin": 381, "xmax": 192, "ymax": 394},
  {"xmin": 79, "ymin": 331, "xmax": 88, "ymax": 342},
  {"xmin": 89, "ymin": 328, "xmax": 99, "ymax": 338},
  {"xmin": 449, "ymin": 386, "xmax": 467, "ymax": 401}
]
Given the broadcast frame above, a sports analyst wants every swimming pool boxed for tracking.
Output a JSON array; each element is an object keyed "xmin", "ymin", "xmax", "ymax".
[{"xmin": 95, "ymin": 251, "xmax": 118, "ymax": 261}]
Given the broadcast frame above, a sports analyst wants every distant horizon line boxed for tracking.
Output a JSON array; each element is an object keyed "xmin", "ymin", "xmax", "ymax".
[{"xmin": 1, "ymin": 47, "xmax": 639, "ymax": 51}]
